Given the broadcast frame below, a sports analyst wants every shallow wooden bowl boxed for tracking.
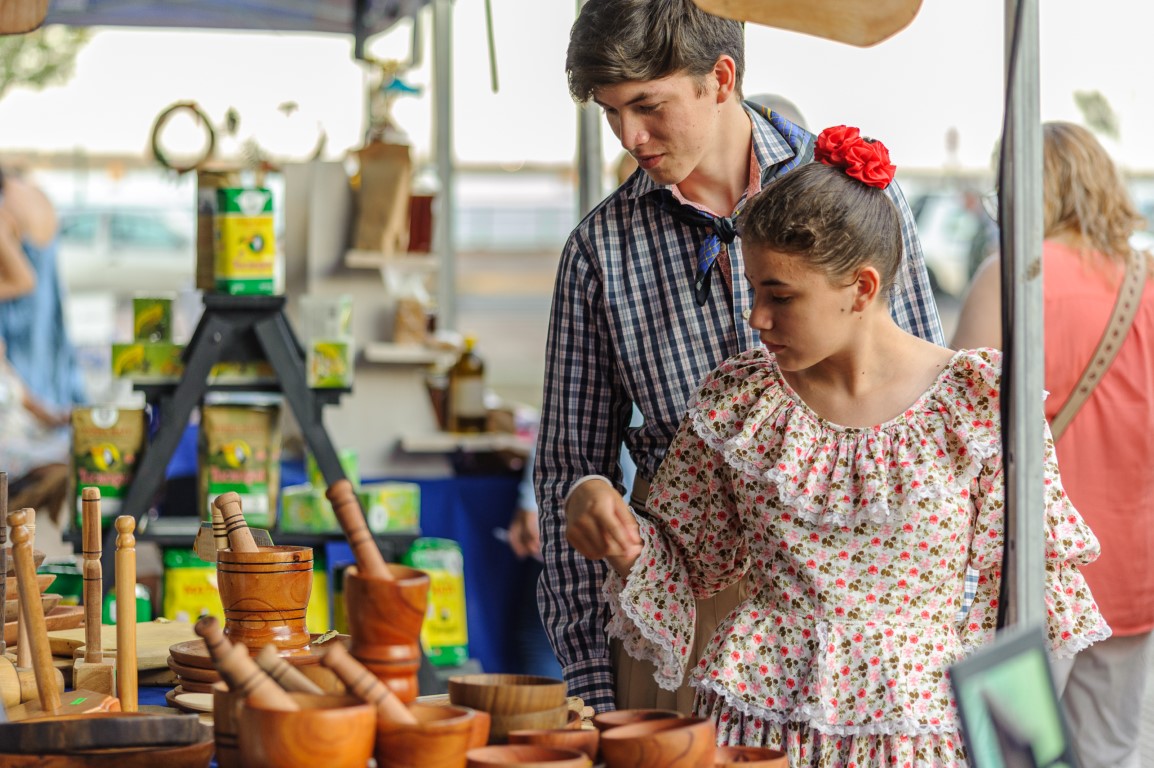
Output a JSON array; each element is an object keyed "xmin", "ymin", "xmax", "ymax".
[
  {"xmin": 715, "ymin": 745, "xmax": 789, "ymax": 766},
  {"xmin": 448, "ymin": 673, "xmax": 567, "ymax": 716},
  {"xmin": 507, "ymin": 723, "xmax": 599, "ymax": 762},
  {"xmin": 3, "ymin": 549, "xmax": 45, "ymax": 577},
  {"xmin": 4, "ymin": 593, "xmax": 61, "ymax": 623},
  {"xmin": 591, "ymin": 708, "xmax": 681, "ymax": 732},
  {"xmin": 487, "ymin": 703, "xmax": 573, "ymax": 744},
  {"xmin": 466, "ymin": 744, "xmax": 592, "ymax": 767},
  {"xmin": 3, "ymin": 573, "xmax": 55, "ymax": 595},
  {"xmin": 375, "ymin": 702, "xmax": 481, "ymax": 768},
  {"xmin": 237, "ymin": 692, "xmax": 376, "ymax": 768},
  {"xmin": 599, "ymin": 716, "xmax": 717, "ymax": 768}
]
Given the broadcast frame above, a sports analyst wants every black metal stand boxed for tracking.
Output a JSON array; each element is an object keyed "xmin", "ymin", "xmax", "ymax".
[{"xmin": 101, "ymin": 293, "xmax": 352, "ymax": 592}]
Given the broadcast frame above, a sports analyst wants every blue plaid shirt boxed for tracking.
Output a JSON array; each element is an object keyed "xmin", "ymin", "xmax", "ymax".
[{"xmin": 534, "ymin": 105, "xmax": 949, "ymax": 713}]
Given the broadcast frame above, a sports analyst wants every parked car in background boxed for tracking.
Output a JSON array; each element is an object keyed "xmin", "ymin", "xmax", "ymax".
[
  {"xmin": 55, "ymin": 207, "xmax": 196, "ymax": 297},
  {"xmin": 909, "ymin": 190, "xmax": 999, "ymax": 299}
]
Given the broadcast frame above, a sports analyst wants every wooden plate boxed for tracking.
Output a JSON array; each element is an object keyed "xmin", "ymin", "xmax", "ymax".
[
  {"xmin": 173, "ymin": 677, "xmax": 215, "ymax": 694},
  {"xmin": 2, "ymin": 573, "xmax": 55, "ymax": 595},
  {"xmin": 5, "ymin": 593, "xmax": 62, "ymax": 623},
  {"xmin": 166, "ymin": 686, "xmax": 213, "ymax": 714},
  {"xmin": 169, "ymin": 633, "xmax": 348, "ymax": 670},
  {"xmin": 166, "ymin": 657, "xmax": 220, "ymax": 684},
  {"xmin": 173, "ymin": 692, "xmax": 214, "ymax": 714},
  {"xmin": 4, "ymin": 605, "xmax": 83, "ymax": 646},
  {"xmin": 2, "ymin": 549, "xmax": 45, "ymax": 577}
]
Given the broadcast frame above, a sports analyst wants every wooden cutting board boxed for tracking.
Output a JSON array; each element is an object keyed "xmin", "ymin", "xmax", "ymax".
[{"xmin": 46, "ymin": 619, "xmax": 198, "ymax": 671}]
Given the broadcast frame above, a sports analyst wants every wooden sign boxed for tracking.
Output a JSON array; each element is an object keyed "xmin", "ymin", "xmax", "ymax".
[
  {"xmin": 692, "ymin": 0, "xmax": 922, "ymax": 47},
  {"xmin": 0, "ymin": 0, "xmax": 48, "ymax": 35}
]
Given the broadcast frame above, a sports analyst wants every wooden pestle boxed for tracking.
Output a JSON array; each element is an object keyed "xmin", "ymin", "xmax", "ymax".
[
  {"xmin": 16, "ymin": 506, "xmax": 35, "ymax": 670},
  {"xmin": 211, "ymin": 501, "xmax": 229, "ymax": 554},
  {"xmin": 82, "ymin": 488, "xmax": 103, "ymax": 664},
  {"xmin": 195, "ymin": 615, "xmax": 299, "ymax": 711},
  {"xmin": 326, "ymin": 479, "xmax": 392, "ymax": 581},
  {"xmin": 115, "ymin": 516, "xmax": 138, "ymax": 711},
  {"xmin": 8, "ymin": 508, "xmax": 60, "ymax": 714},
  {"xmin": 320, "ymin": 639, "xmax": 416, "ymax": 725},
  {"xmin": 256, "ymin": 644, "xmax": 324, "ymax": 694},
  {"xmin": 213, "ymin": 492, "xmax": 258, "ymax": 552}
]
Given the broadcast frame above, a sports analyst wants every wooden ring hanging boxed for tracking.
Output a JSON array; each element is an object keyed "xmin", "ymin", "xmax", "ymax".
[{"xmin": 149, "ymin": 100, "xmax": 216, "ymax": 174}]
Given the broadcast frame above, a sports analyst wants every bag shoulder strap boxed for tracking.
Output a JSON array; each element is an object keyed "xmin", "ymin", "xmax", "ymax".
[{"xmin": 1051, "ymin": 251, "xmax": 1148, "ymax": 440}]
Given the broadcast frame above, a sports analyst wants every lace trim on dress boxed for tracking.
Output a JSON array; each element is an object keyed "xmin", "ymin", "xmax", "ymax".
[{"xmin": 685, "ymin": 348, "xmax": 1004, "ymax": 527}]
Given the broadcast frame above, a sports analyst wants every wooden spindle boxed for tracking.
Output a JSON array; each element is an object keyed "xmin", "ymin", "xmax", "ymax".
[
  {"xmin": 194, "ymin": 615, "xmax": 299, "ymax": 711},
  {"xmin": 326, "ymin": 479, "xmax": 392, "ymax": 580},
  {"xmin": 256, "ymin": 644, "xmax": 323, "ymax": 694},
  {"xmin": 321, "ymin": 639, "xmax": 416, "ymax": 724},
  {"xmin": 82, "ymin": 488, "xmax": 103, "ymax": 664},
  {"xmin": 213, "ymin": 492, "xmax": 258, "ymax": 553},
  {"xmin": 0, "ymin": 471, "xmax": 7, "ymax": 658},
  {"xmin": 9, "ymin": 508, "xmax": 60, "ymax": 714},
  {"xmin": 16, "ymin": 506, "xmax": 35, "ymax": 670},
  {"xmin": 115, "ymin": 516, "xmax": 138, "ymax": 711}
]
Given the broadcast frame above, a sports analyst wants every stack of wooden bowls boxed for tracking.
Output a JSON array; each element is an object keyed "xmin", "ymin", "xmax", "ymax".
[
  {"xmin": 448, "ymin": 673, "xmax": 571, "ymax": 744},
  {"xmin": 598, "ymin": 715, "xmax": 717, "ymax": 768},
  {"xmin": 3, "ymin": 550, "xmax": 73, "ymax": 647}
]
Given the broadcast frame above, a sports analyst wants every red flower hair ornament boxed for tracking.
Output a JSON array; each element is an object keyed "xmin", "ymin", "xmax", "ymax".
[{"xmin": 814, "ymin": 125, "xmax": 896, "ymax": 190}]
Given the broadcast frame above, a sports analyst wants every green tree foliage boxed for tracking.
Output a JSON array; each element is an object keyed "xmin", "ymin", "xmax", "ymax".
[{"xmin": 0, "ymin": 25, "xmax": 90, "ymax": 103}]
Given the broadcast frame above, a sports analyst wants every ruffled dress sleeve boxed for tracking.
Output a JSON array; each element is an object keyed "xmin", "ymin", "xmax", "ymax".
[
  {"xmin": 956, "ymin": 349, "xmax": 1111, "ymax": 657},
  {"xmin": 603, "ymin": 357, "xmax": 759, "ymax": 691}
]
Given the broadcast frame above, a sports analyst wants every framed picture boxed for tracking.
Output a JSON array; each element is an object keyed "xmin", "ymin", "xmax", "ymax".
[{"xmin": 950, "ymin": 624, "xmax": 1080, "ymax": 768}]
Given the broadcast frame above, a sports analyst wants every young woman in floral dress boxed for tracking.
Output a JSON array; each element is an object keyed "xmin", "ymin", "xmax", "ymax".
[{"xmin": 563, "ymin": 126, "xmax": 1110, "ymax": 767}]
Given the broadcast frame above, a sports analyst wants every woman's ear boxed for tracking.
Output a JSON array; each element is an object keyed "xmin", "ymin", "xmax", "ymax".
[{"xmin": 850, "ymin": 266, "xmax": 883, "ymax": 312}]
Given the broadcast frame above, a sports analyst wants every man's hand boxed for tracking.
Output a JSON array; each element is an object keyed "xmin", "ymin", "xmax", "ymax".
[
  {"xmin": 564, "ymin": 478, "xmax": 642, "ymax": 577},
  {"xmin": 508, "ymin": 507, "xmax": 543, "ymax": 561}
]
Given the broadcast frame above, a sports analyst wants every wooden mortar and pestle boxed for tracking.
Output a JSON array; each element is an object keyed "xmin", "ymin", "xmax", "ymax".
[
  {"xmin": 328, "ymin": 478, "xmax": 431, "ymax": 703},
  {"xmin": 213, "ymin": 492, "xmax": 314, "ymax": 656}
]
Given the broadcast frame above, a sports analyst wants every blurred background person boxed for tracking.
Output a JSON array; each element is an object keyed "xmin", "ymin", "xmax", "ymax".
[
  {"xmin": 952, "ymin": 121, "xmax": 1154, "ymax": 768},
  {"xmin": 0, "ymin": 165, "xmax": 86, "ymax": 411}
]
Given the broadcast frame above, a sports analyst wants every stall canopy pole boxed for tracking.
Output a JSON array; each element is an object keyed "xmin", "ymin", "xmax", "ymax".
[
  {"xmin": 575, "ymin": 0, "xmax": 604, "ymax": 217},
  {"xmin": 1000, "ymin": 0, "xmax": 1046, "ymax": 628},
  {"xmin": 433, "ymin": 0, "xmax": 456, "ymax": 331}
]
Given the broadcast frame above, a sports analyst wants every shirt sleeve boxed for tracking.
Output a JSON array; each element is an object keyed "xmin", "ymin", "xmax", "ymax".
[
  {"xmin": 604, "ymin": 410, "xmax": 747, "ymax": 691},
  {"xmin": 886, "ymin": 179, "xmax": 945, "ymax": 345},
  {"xmin": 959, "ymin": 424, "xmax": 1111, "ymax": 657},
  {"xmin": 535, "ymin": 228, "xmax": 637, "ymax": 713}
]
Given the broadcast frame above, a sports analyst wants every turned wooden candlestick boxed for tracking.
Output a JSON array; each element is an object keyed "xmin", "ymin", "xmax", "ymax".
[
  {"xmin": 214, "ymin": 492, "xmax": 258, "ymax": 553},
  {"xmin": 194, "ymin": 615, "xmax": 299, "ymax": 711},
  {"xmin": 320, "ymin": 639, "xmax": 417, "ymax": 724},
  {"xmin": 326, "ymin": 479, "xmax": 392, "ymax": 581},
  {"xmin": 256, "ymin": 644, "xmax": 323, "ymax": 695},
  {"xmin": 115, "ymin": 515, "xmax": 138, "ymax": 711},
  {"xmin": 8, "ymin": 509, "xmax": 59, "ymax": 714}
]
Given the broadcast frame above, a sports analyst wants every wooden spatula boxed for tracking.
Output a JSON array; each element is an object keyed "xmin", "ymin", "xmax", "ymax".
[{"xmin": 692, "ymin": 0, "xmax": 922, "ymax": 47}]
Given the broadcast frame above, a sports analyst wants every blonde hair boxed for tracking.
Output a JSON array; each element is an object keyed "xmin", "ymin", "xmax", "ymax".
[{"xmin": 1042, "ymin": 122, "xmax": 1145, "ymax": 261}]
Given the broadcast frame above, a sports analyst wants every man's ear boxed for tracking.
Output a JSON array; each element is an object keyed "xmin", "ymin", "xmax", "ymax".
[
  {"xmin": 851, "ymin": 266, "xmax": 883, "ymax": 311},
  {"xmin": 712, "ymin": 55, "xmax": 738, "ymax": 103}
]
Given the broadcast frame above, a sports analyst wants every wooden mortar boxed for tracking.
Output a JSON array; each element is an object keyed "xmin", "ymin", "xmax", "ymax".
[
  {"xmin": 237, "ymin": 692, "xmax": 376, "ymax": 768},
  {"xmin": 193, "ymin": 615, "xmax": 298, "ymax": 712},
  {"xmin": 343, "ymin": 563, "xmax": 430, "ymax": 703},
  {"xmin": 215, "ymin": 545, "xmax": 313, "ymax": 655}
]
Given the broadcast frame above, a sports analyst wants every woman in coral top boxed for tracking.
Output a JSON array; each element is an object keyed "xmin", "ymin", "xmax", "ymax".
[
  {"xmin": 953, "ymin": 121, "xmax": 1154, "ymax": 768},
  {"xmin": 566, "ymin": 126, "xmax": 1110, "ymax": 767}
]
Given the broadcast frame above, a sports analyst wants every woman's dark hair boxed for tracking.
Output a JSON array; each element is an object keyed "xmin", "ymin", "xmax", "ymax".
[
  {"xmin": 739, "ymin": 162, "xmax": 903, "ymax": 294},
  {"xmin": 565, "ymin": 0, "xmax": 745, "ymax": 103}
]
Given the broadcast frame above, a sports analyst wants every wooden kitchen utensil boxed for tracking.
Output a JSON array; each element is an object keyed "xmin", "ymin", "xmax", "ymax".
[
  {"xmin": 237, "ymin": 692, "xmax": 377, "ymax": 768},
  {"xmin": 375, "ymin": 701, "xmax": 485, "ymax": 768},
  {"xmin": 256, "ymin": 643, "xmax": 323, "ymax": 694},
  {"xmin": 344, "ymin": 563, "xmax": 429, "ymax": 702},
  {"xmin": 326, "ymin": 478, "xmax": 393, "ymax": 580},
  {"xmin": 598, "ymin": 716, "xmax": 717, "ymax": 768},
  {"xmin": 216, "ymin": 544, "xmax": 313, "ymax": 654},
  {"xmin": 214, "ymin": 491, "xmax": 258, "ymax": 552},
  {"xmin": 73, "ymin": 488, "xmax": 116, "ymax": 695},
  {"xmin": 318, "ymin": 638, "xmax": 416, "ymax": 724},
  {"xmin": 16, "ymin": 506, "xmax": 35, "ymax": 671},
  {"xmin": 193, "ymin": 614, "xmax": 299, "ymax": 711},
  {"xmin": 115, "ymin": 515, "xmax": 138, "ymax": 711}
]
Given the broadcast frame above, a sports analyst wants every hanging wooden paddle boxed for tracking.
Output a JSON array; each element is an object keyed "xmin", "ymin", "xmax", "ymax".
[{"xmin": 692, "ymin": 0, "xmax": 923, "ymax": 47}]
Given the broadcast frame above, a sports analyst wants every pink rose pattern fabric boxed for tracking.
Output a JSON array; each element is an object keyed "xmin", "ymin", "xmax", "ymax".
[{"xmin": 603, "ymin": 347, "xmax": 1110, "ymax": 767}]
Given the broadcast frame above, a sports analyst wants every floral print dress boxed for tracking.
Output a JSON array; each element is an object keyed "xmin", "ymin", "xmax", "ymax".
[{"xmin": 603, "ymin": 347, "xmax": 1110, "ymax": 767}]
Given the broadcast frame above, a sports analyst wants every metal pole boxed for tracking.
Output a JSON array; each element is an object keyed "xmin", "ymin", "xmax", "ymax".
[
  {"xmin": 1000, "ymin": 0, "xmax": 1046, "ymax": 628},
  {"xmin": 575, "ymin": 0, "xmax": 604, "ymax": 217},
  {"xmin": 433, "ymin": 0, "xmax": 456, "ymax": 331}
]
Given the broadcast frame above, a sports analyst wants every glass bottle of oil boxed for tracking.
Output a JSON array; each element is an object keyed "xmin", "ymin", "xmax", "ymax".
[{"xmin": 447, "ymin": 334, "xmax": 487, "ymax": 433}]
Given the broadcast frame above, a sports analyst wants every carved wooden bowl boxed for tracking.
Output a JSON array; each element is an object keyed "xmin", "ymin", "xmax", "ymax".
[
  {"xmin": 487, "ymin": 703, "xmax": 573, "ymax": 744},
  {"xmin": 375, "ymin": 702, "xmax": 482, "ymax": 768},
  {"xmin": 465, "ymin": 744, "xmax": 592, "ymax": 767},
  {"xmin": 591, "ymin": 708, "xmax": 681, "ymax": 732},
  {"xmin": 599, "ymin": 716, "xmax": 717, "ymax": 768},
  {"xmin": 237, "ymin": 692, "xmax": 376, "ymax": 768},
  {"xmin": 447, "ymin": 674, "xmax": 567, "ymax": 716},
  {"xmin": 507, "ymin": 723, "xmax": 599, "ymax": 762}
]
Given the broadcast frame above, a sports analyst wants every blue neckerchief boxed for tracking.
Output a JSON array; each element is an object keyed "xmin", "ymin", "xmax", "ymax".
[{"xmin": 656, "ymin": 107, "xmax": 814, "ymax": 306}]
